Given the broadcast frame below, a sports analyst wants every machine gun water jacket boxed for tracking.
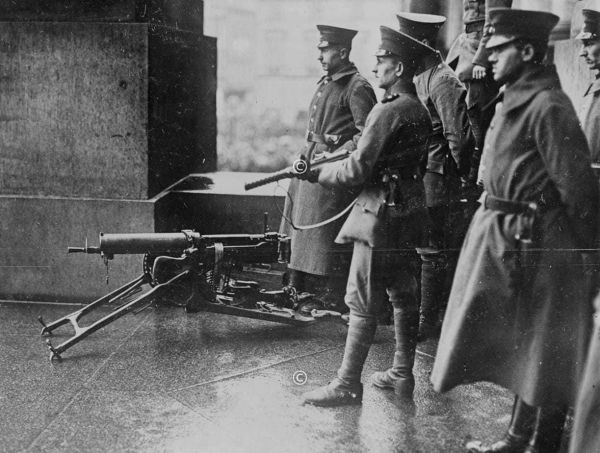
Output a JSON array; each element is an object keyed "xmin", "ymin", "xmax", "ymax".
[
  {"xmin": 280, "ymin": 63, "xmax": 376, "ymax": 276},
  {"xmin": 431, "ymin": 65, "xmax": 599, "ymax": 408}
]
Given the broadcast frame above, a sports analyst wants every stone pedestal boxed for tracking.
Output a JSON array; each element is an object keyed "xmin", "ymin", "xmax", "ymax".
[
  {"xmin": 0, "ymin": 1, "xmax": 216, "ymax": 199},
  {"xmin": 0, "ymin": 0, "xmax": 217, "ymax": 301}
]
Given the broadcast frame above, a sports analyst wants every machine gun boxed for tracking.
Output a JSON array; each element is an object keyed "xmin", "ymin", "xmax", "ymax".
[
  {"xmin": 38, "ymin": 230, "xmax": 320, "ymax": 360},
  {"xmin": 244, "ymin": 148, "xmax": 351, "ymax": 191}
]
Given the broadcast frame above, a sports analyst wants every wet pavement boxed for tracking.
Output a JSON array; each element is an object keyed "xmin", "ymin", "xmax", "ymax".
[{"xmin": 0, "ymin": 300, "xmax": 515, "ymax": 453}]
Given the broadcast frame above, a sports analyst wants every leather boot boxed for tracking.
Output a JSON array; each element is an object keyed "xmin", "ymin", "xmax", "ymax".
[
  {"xmin": 297, "ymin": 273, "xmax": 327, "ymax": 315},
  {"xmin": 523, "ymin": 405, "xmax": 567, "ymax": 453},
  {"xmin": 466, "ymin": 396, "xmax": 536, "ymax": 453},
  {"xmin": 417, "ymin": 248, "xmax": 446, "ymax": 342},
  {"xmin": 302, "ymin": 314, "xmax": 376, "ymax": 406},
  {"xmin": 319, "ymin": 275, "xmax": 348, "ymax": 313},
  {"xmin": 371, "ymin": 303, "xmax": 419, "ymax": 398},
  {"xmin": 301, "ymin": 377, "xmax": 363, "ymax": 407},
  {"xmin": 287, "ymin": 269, "xmax": 306, "ymax": 292}
]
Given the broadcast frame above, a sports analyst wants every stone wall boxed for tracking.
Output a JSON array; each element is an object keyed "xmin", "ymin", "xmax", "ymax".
[
  {"xmin": 0, "ymin": 1, "xmax": 217, "ymax": 301},
  {"xmin": 0, "ymin": 0, "xmax": 216, "ymax": 200}
]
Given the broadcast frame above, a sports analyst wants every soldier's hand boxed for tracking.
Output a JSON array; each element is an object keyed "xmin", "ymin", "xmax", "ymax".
[
  {"xmin": 460, "ymin": 176, "xmax": 474, "ymax": 191},
  {"xmin": 460, "ymin": 166, "xmax": 479, "ymax": 190},
  {"xmin": 297, "ymin": 169, "xmax": 320, "ymax": 183},
  {"xmin": 472, "ymin": 64, "xmax": 487, "ymax": 80}
]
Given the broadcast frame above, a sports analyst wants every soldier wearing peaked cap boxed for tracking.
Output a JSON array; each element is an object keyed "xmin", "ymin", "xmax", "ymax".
[
  {"xmin": 301, "ymin": 26, "xmax": 433, "ymax": 406},
  {"xmin": 446, "ymin": 0, "xmax": 512, "ymax": 178},
  {"xmin": 395, "ymin": 12, "xmax": 476, "ymax": 344},
  {"xmin": 430, "ymin": 8, "xmax": 599, "ymax": 453},
  {"xmin": 279, "ymin": 25, "xmax": 376, "ymax": 315},
  {"xmin": 577, "ymin": 1, "xmax": 600, "ymax": 165},
  {"xmin": 569, "ymin": 4, "xmax": 600, "ymax": 452}
]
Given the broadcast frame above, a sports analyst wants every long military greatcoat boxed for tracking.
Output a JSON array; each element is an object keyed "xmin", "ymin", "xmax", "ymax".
[
  {"xmin": 568, "ymin": 75, "xmax": 600, "ymax": 453},
  {"xmin": 280, "ymin": 63, "xmax": 376, "ymax": 276},
  {"xmin": 569, "ymin": 296, "xmax": 600, "ymax": 453},
  {"xmin": 430, "ymin": 65, "xmax": 599, "ymax": 408},
  {"xmin": 580, "ymin": 76, "xmax": 600, "ymax": 163}
]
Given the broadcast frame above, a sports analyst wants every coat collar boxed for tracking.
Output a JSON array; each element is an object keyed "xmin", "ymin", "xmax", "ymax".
[
  {"xmin": 415, "ymin": 51, "xmax": 443, "ymax": 76},
  {"xmin": 317, "ymin": 62, "xmax": 358, "ymax": 84},
  {"xmin": 584, "ymin": 75, "xmax": 600, "ymax": 97},
  {"xmin": 502, "ymin": 64, "xmax": 562, "ymax": 113},
  {"xmin": 385, "ymin": 78, "xmax": 417, "ymax": 97}
]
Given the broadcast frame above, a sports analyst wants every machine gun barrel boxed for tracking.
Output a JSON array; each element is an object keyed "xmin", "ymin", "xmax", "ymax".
[
  {"xmin": 68, "ymin": 231, "xmax": 287, "ymax": 258},
  {"xmin": 99, "ymin": 232, "xmax": 200, "ymax": 255},
  {"xmin": 244, "ymin": 149, "xmax": 351, "ymax": 191}
]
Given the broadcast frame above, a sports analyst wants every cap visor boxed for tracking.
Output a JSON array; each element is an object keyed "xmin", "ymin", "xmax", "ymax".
[
  {"xmin": 374, "ymin": 49, "xmax": 391, "ymax": 57},
  {"xmin": 485, "ymin": 34, "xmax": 518, "ymax": 49},
  {"xmin": 317, "ymin": 42, "xmax": 329, "ymax": 49},
  {"xmin": 576, "ymin": 30, "xmax": 595, "ymax": 40}
]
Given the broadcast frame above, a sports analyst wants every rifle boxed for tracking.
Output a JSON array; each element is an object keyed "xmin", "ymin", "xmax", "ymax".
[
  {"xmin": 244, "ymin": 148, "xmax": 351, "ymax": 191},
  {"xmin": 38, "ymin": 228, "xmax": 320, "ymax": 360}
]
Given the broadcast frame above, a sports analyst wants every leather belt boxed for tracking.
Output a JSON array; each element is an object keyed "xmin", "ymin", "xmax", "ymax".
[
  {"xmin": 306, "ymin": 131, "xmax": 351, "ymax": 147},
  {"xmin": 465, "ymin": 21, "xmax": 484, "ymax": 33},
  {"xmin": 481, "ymin": 192, "xmax": 537, "ymax": 214},
  {"xmin": 386, "ymin": 166, "xmax": 420, "ymax": 181}
]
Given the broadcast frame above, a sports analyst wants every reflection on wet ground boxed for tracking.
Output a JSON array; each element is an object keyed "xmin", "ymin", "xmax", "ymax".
[{"xmin": 1, "ymin": 301, "xmax": 513, "ymax": 453}]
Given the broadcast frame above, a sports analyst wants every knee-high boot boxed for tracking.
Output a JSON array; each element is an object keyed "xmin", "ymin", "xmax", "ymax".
[
  {"xmin": 302, "ymin": 313, "xmax": 376, "ymax": 406},
  {"xmin": 371, "ymin": 302, "xmax": 419, "ymax": 397},
  {"xmin": 417, "ymin": 249, "xmax": 446, "ymax": 341},
  {"xmin": 523, "ymin": 405, "xmax": 568, "ymax": 453},
  {"xmin": 466, "ymin": 395, "xmax": 537, "ymax": 453}
]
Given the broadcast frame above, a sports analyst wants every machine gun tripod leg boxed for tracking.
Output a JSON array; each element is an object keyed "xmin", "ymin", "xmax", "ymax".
[{"xmin": 39, "ymin": 272, "xmax": 189, "ymax": 360}]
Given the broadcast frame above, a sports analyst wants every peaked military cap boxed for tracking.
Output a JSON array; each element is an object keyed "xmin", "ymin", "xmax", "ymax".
[
  {"xmin": 396, "ymin": 12, "xmax": 446, "ymax": 48},
  {"xmin": 375, "ymin": 26, "xmax": 432, "ymax": 64},
  {"xmin": 576, "ymin": 0, "xmax": 600, "ymax": 40},
  {"xmin": 485, "ymin": 8, "xmax": 559, "ymax": 49},
  {"xmin": 316, "ymin": 25, "xmax": 357, "ymax": 49}
]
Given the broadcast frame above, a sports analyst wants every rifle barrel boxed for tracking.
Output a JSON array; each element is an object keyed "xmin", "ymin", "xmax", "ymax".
[
  {"xmin": 244, "ymin": 169, "xmax": 294, "ymax": 191},
  {"xmin": 244, "ymin": 149, "xmax": 351, "ymax": 191}
]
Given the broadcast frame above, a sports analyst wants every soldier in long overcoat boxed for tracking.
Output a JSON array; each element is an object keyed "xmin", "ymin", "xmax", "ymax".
[
  {"xmin": 396, "ymin": 12, "xmax": 476, "ymax": 341},
  {"xmin": 279, "ymin": 25, "xmax": 376, "ymax": 313},
  {"xmin": 569, "ymin": 4, "xmax": 600, "ymax": 452},
  {"xmin": 300, "ymin": 26, "xmax": 432, "ymax": 407},
  {"xmin": 430, "ymin": 9, "xmax": 599, "ymax": 453},
  {"xmin": 578, "ymin": 2, "xmax": 600, "ymax": 164}
]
